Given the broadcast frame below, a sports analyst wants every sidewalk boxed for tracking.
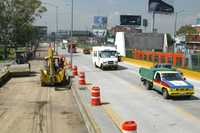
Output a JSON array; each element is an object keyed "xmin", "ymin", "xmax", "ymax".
[
  {"xmin": 122, "ymin": 57, "xmax": 200, "ymax": 80},
  {"xmin": 71, "ymin": 77, "xmax": 121, "ymax": 133}
]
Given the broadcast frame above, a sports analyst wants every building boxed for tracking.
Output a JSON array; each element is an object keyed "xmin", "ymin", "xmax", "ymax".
[
  {"xmin": 186, "ymin": 34, "xmax": 200, "ymax": 52},
  {"xmin": 114, "ymin": 32, "xmax": 166, "ymax": 56},
  {"xmin": 34, "ymin": 26, "xmax": 48, "ymax": 40},
  {"xmin": 110, "ymin": 25, "xmax": 142, "ymax": 35}
]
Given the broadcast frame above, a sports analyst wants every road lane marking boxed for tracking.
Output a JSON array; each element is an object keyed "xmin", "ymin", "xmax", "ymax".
[
  {"xmin": 102, "ymin": 104, "xmax": 123, "ymax": 132},
  {"xmin": 176, "ymin": 107, "xmax": 200, "ymax": 123}
]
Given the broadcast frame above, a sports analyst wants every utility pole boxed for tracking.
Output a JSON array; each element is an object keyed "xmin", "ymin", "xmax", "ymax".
[
  {"xmin": 152, "ymin": 12, "xmax": 156, "ymax": 32},
  {"xmin": 70, "ymin": 0, "xmax": 74, "ymax": 65},
  {"xmin": 43, "ymin": 2, "xmax": 59, "ymax": 52},
  {"xmin": 174, "ymin": 10, "xmax": 184, "ymax": 39}
]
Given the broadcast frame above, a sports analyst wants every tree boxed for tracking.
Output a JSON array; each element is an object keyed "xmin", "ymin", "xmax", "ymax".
[
  {"xmin": 0, "ymin": 0, "xmax": 47, "ymax": 59},
  {"xmin": 176, "ymin": 25, "xmax": 198, "ymax": 35}
]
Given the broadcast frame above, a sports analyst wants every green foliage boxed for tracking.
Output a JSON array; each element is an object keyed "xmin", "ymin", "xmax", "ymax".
[
  {"xmin": 176, "ymin": 25, "xmax": 198, "ymax": 35},
  {"xmin": 0, "ymin": 1, "xmax": 47, "ymax": 47},
  {"xmin": 0, "ymin": 0, "xmax": 46, "ymax": 59}
]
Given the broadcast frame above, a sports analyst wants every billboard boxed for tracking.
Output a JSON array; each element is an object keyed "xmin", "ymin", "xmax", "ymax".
[
  {"xmin": 120, "ymin": 15, "xmax": 141, "ymax": 26},
  {"xmin": 93, "ymin": 16, "xmax": 107, "ymax": 29},
  {"xmin": 148, "ymin": 0, "xmax": 174, "ymax": 14},
  {"xmin": 92, "ymin": 29, "xmax": 107, "ymax": 37}
]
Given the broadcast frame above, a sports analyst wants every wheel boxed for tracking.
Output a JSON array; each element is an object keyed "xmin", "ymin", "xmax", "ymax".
[
  {"xmin": 145, "ymin": 81, "xmax": 152, "ymax": 90},
  {"xmin": 114, "ymin": 66, "xmax": 118, "ymax": 70},
  {"xmin": 162, "ymin": 89, "xmax": 169, "ymax": 99},
  {"xmin": 94, "ymin": 62, "xmax": 98, "ymax": 68},
  {"xmin": 185, "ymin": 95, "xmax": 192, "ymax": 99},
  {"xmin": 66, "ymin": 76, "xmax": 71, "ymax": 85},
  {"xmin": 100, "ymin": 64, "xmax": 104, "ymax": 70},
  {"xmin": 41, "ymin": 82, "xmax": 46, "ymax": 87}
]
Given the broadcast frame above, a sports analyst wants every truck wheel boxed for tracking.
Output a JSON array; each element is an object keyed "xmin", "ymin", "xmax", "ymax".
[
  {"xmin": 114, "ymin": 66, "xmax": 118, "ymax": 70},
  {"xmin": 162, "ymin": 89, "xmax": 169, "ymax": 99},
  {"xmin": 95, "ymin": 62, "xmax": 98, "ymax": 68},
  {"xmin": 145, "ymin": 81, "xmax": 152, "ymax": 90},
  {"xmin": 100, "ymin": 64, "xmax": 104, "ymax": 70}
]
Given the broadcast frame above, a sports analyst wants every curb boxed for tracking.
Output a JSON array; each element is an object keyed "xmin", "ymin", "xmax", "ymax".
[
  {"xmin": 71, "ymin": 78, "xmax": 101, "ymax": 133},
  {"xmin": 0, "ymin": 71, "xmax": 11, "ymax": 87}
]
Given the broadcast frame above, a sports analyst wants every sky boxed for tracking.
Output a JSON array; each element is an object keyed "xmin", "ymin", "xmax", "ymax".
[{"xmin": 35, "ymin": 0, "xmax": 200, "ymax": 34}]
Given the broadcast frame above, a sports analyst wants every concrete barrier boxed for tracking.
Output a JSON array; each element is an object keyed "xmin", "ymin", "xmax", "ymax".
[
  {"xmin": 0, "ymin": 67, "xmax": 11, "ymax": 87},
  {"xmin": 8, "ymin": 64, "xmax": 31, "ymax": 77},
  {"xmin": 0, "ymin": 64, "xmax": 32, "ymax": 87}
]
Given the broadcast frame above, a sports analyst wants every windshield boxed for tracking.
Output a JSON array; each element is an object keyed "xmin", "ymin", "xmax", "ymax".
[
  {"xmin": 162, "ymin": 73, "xmax": 183, "ymax": 81},
  {"xmin": 100, "ymin": 51, "xmax": 117, "ymax": 58}
]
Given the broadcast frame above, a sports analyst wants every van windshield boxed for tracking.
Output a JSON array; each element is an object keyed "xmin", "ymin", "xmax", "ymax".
[
  {"xmin": 100, "ymin": 51, "xmax": 117, "ymax": 58},
  {"xmin": 162, "ymin": 73, "xmax": 182, "ymax": 81}
]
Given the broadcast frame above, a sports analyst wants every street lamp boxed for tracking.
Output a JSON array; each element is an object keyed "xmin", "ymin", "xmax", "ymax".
[
  {"xmin": 70, "ymin": 0, "xmax": 74, "ymax": 65},
  {"xmin": 174, "ymin": 10, "xmax": 184, "ymax": 38},
  {"xmin": 43, "ymin": 2, "xmax": 59, "ymax": 53}
]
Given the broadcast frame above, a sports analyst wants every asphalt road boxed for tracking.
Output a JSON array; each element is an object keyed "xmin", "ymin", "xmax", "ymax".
[
  {"xmin": 67, "ymin": 50, "xmax": 200, "ymax": 133},
  {"xmin": 0, "ymin": 47, "xmax": 88, "ymax": 133}
]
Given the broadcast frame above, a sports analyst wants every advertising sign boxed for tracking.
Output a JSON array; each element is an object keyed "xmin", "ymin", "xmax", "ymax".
[
  {"xmin": 92, "ymin": 29, "xmax": 107, "ymax": 37},
  {"xmin": 148, "ymin": 0, "xmax": 174, "ymax": 14},
  {"xmin": 120, "ymin": 15, "xmax": 141, "ymax": 26},
  {"xmin": 93, "ymin": 16, "xmax": 108, "ymax": 29}
]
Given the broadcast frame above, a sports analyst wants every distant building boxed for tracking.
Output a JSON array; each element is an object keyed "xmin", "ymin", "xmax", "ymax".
[
  {"xmin": 192, "ymin": 24, "xmax": 200, "ymax": 33},
  {"xmin": 114, "ymin": 32, "xmax": 166, "ymax": 56},
  {"xmin": 34, "ymin": 26, "xmax": 47, "ymax": 40},
  {"xmin": 186, "ymin": 34, "xmax": 200, "ymax": 52},
  {"xmin": 110, "ymin": 25, "xmax": 142, "ymax": 35}
]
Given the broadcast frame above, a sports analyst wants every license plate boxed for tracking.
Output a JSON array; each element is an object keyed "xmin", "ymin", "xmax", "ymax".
[{"xmin": 108, "ymin": 61, "xmax": 113, "ymax": 64}]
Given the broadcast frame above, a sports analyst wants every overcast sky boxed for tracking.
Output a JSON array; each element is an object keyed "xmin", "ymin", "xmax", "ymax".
[{"xmin": 35, "ymin": 0, "xmax": 200, "ymax": 34}]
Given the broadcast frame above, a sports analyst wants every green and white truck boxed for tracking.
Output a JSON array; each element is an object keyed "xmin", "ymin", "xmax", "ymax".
[{"xmin": 139, "ymin": 67, "xmax": 194, "ymax": 99}]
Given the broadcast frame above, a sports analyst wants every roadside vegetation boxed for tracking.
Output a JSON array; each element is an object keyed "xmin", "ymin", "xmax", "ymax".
[{"xmin": 0, "ymin": 0, "xmax": 46, "ymax": 60}]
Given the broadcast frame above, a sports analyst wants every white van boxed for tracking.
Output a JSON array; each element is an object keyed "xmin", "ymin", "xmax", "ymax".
[{"xmin": 92, "ymin": 46, "xmax": 118, "ymax": 70}]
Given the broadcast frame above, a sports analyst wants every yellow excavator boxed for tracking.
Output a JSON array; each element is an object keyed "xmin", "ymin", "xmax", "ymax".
[{"xmin": 40, "ymin": 47, "xmax": 70, "ymax": 86}]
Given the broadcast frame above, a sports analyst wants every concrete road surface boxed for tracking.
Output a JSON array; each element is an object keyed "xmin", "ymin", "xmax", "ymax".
[
  {"xmin": 0, "ymin": 47, "xmax": 88, "ymax": 133},
  {"xmin": 69, "ymin": 51, "xmax": 200, "ymax": 133}
]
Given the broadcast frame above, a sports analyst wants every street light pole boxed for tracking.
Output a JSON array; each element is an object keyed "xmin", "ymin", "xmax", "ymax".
[
  {"xmin": 174, "ymin": 10, "xmax": 184, "ymax": 38},
  {"xmin": 70, "ymin": 0, "xmax": 74, "ymax": 65},
  {"xmin": 56, "ymin": 6, "xmax": 59, "ymax": 33},
  {"xmin": 43, "ymin": 2, "xmax": 59, "ymax": 51}
]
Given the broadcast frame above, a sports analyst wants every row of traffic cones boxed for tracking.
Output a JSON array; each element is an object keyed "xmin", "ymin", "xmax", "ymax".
[{"xmin": 71, "ymin": 64, "xmax": 137, "ymax": 133}]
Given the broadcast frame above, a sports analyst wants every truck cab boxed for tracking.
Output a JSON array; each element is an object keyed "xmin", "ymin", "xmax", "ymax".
[{"xmin": 92, "ymin": 46, "xmax": 118, "ymax": 70}]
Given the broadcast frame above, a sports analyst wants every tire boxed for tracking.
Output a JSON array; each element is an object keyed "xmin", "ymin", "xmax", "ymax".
[
  {"xmin": 94, "ymin": 62, "xmax": 98, "ymax": 68},
  {"xmin": 145, "ymin": 81, "xmax": 152, "ymax": 90},
  {"xmin": 114, "ymin": 66, "xmax": 118, "ymax": 70},
  {"xmin": 162, "ymin": 89, "xmax": 169, "ymax": 99},
  {"xmin": 41, "ymin": 82, "xmax": 46, "ymax": 87},
  {"xmin": 100, "ymin": 64, "xmax": 104, "ymax": 70},
  {"xmin": 66, "ymin": 76, "xmax": 71, "ymax": 85}
]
